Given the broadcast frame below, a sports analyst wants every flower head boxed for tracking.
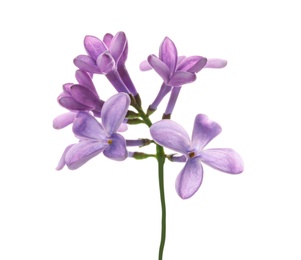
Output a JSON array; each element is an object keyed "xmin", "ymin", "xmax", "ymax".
[
  {"xmin": 56, "ymin": 93, "xmax": 130, "ymax": 170},
  {"xmin": 150, "ymin": 114, "xmax": 243, "ymax": 199}
]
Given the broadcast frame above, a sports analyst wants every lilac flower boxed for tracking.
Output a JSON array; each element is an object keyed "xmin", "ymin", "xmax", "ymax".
[
  {"xmin": 56, "ymin": 93, "xmax": 130, "ymax": 170},
  {"xmin": 74, "ymin": 32, "xmax": 138, "ymax": 95},
  {"xmin": 54, "ymin": 70, "xmax": 104, "ymax": 129},
  {"xmin": 140, "ymin": 37, "xmax": 227, "ymax": 115},
  {"xmin": 150, "ymin": 114, "xmax": 243, "ymax": 199}
]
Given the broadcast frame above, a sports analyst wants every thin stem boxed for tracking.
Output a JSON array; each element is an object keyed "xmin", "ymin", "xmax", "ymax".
[{"xmin": 156, "ymin": 144, "xmax": 166, "ymax": 260}]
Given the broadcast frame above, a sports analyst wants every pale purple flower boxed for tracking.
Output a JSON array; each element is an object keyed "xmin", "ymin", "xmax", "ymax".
[
  {"xmin": 140, "ymin": 37, "xmax": 227, "ymax": 115},
  {"xmin": 56, "ymin": 93, "xmax": 130, "ymax": 170},
  {"xmin": 74, "ymin": 32, "xmax": 138, "ymax": 95},
  {"xmin": 150, "ymin": 114, "xmax": 243, "ymax": 199}
]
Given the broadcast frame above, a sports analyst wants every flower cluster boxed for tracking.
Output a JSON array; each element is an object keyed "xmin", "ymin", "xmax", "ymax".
[{"xmin": 54, "ymin": 31, "xmax": 243, "ymax": 199}]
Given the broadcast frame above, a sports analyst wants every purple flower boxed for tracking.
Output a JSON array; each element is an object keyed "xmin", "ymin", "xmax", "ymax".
[
  {"xmin": 73, "ymin": 32, "xmax": 138, "ymax": 95},
  {"xmin": 56, "ymin": 93, "xmax": 130, "ymax": 170},
  {"xmin": 150, "ymin": 114, "xmax": 243, "ymax": 199}
]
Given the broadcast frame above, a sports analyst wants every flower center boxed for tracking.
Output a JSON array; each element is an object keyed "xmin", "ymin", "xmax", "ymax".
[
  {"xmin": 107, "ymin": 139, "xmax": 113, "ymax": 144},
  {"xmin": 188, "ymin": 152, "xmax": 195, "ymax": 158}
]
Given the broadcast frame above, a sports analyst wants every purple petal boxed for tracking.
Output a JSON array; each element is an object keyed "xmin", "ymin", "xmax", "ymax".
[
  {"xmin": 118, "ymin": 41, "xmax": 128, "ymax": 66},
  {"xmin": 96, "ymin": 51, "xmax": 116, "ymax": 74},
  {"xmin": 72, "ymin": 112, "xmax": 106, "ymax": 140},
  {"xmin": 177, "ymin": 56, "xmax": 207, "ymax": 73},
  {"xmin": 205, "ymin": 59, "xmax": 227, "ymax": 68},
  {"xmin": 73, "ymin": 55, "xmax": 100, "ymax": 74},
  {"xmin": 56, "ymin": 144, "xmax": 75, "ymax": 170},
  {"xmin": 103, "ymin": 33, "xmax": 113, "ymax": 49},
  {"xmin": 147, "ymin": 55, "xmax": 170, "ymax": 83},
  {"xmin": 65, "ymin": 140, "xmax": 107, "ymax": 170},
  {"xmin": 150, "ymin": 119, "xmax": 191, "ymax": 154},
  {"xmin": 139, "ymin": 60, "xmax": 152, "ymax": 71},
  {"xmin": 62, "ymin": 83, "xmax": 73, "ymax": 94},
  {"xmin": 84, "ymin": 35, "xmax": 107, "ymax": 60},
  {"xmin": 101, "ymin": 93, "xmax": 130, "ymax": 136},
  {"xmin": 70, "ymin": 84, "xmax": 104, "ymax": 110},
  {"xmin": 176, "ymin": 157, "xmax": 203, "ymax": 199},
  {"xmin": 75, "ymin": 70, "xmax": 97, "ymax": 94},
  {"xmin": 58, "ymin": 95, "xmax": 92, "ymax": 111},
  {"xmin": 200, "ymin": 148, "xmax": 244, "ymax": 174},
  {"xmin": 192, "ymin": 114, "xmax": 222, "ymax": 150},
  {"xmin": 53, "ymin": 112, "xmax": 76, "ymax": 129},
  {"xmin": 110, "ymin": 31, "xmax": 127, "ymax": 64},
  {"xmin": 159, "ymin": 37, "xmax": 178, "ymax": 73},
  {"xmin": 168, "ymin": 71, "xmax": 196, "ymax": 86},
  {"xmin": 103, "ymin": 133, "xmax": 127, "ymax": 161}
]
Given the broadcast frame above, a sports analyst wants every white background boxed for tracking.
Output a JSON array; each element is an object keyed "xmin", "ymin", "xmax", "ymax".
[{"xmin": 1, "ymin": 0, "xmax": 300, "ymax": 259}]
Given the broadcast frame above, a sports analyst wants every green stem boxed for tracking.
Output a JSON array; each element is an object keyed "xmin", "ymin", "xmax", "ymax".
[
  {"xmin": 130, "ymin": 96, "xmax": 167, "ymax": 259},
  {"xmin": 156, "ymin": 144, "xmax": 166, "ymax": 260}
]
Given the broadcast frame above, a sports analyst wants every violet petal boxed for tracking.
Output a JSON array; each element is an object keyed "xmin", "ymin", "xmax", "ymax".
[
  {"xmin": 73, "ymin": 55, "xmax": 100, "ymax": 74},
  {"xmin": 84, "ymin": 35, "xmax": 107, "ymax": 60},
  {"xmin": 53, "ymin": 112, "xmax": 76, "ymax": 129},
  {"xmin": 168, "ymin": 71, "xmax": 196, "ymax": 86},
  {"xmin": 139, "ymin": 60, "xmax": 152, "ymax": 71},
  {"xmin": 103, "ymin": 133, "xmax": 127, "ymax": 161},
  {"xmin": 205, "ymin": 58, "xmax": 227, "ymax": 68},
  {"xmin": 147, "ymin": 55, "xmax": 170, "ymax": 83},
  {"xmin": 150, "ymin": 119, "xmax": 191, "ymax": 154},
  {"xmin": 177, "ymin": 56, "xmax": 207, "ymax": 73},
  {"xmin": 200, "ymin": 148, "xmax": 244, "ymax": 174},
  {"xmin": 96, "ymin": 51, "xmax": 116, "ymax": 74},
  {"xmin": 159, "ymin": 37, "xmax": 178, "ymax": 73},
  {"xmin": 75, "ymin": 70, "xmax": 97, "ymax": 94},
  {"xmin": 58, "ymin": 95, "xmax": 92, "ymax": 111},
  {"xmin": 72, "ymin": 112, "xmax": 106, "ymax": 140},
  {"xmin": 110, "ymin": 31, "xmax": 127, "ymax": 64},
  {"xmin": 103, "ymin": 33, "xmax": 113, "ymax": 49},
  {"xmin": 56, "ymin": 144, "xmax": 75, "ymax": 170},
  {"xmin": 192, "ymin": 114, "xmax": 222, "ymax": 150},
  {"xmin": 175, "ymin": 157, "xmax": 203, "ymax": 199},
  {"xmin": 101, "ymin": 93, "xmax": 130, "ymax": 136},
  {"xmin": 65, "ymin": 140, "xmax": 107, "ymax": 170},
  {"xmin": 70, "ymin": 84, "xmax": 104, "ymax": 109}
]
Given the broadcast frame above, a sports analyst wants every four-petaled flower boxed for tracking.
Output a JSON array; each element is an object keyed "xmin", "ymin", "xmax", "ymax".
[
  {"xmin": 150, "ymin": 114, "xmax": 244, "ymax": 199},
  {"xmin": 56, "ymin": 92, "xmax": 130, "ymax": 170}
]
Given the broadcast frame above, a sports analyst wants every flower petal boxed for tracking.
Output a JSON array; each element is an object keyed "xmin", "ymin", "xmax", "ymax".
[
  {"xmin": 150, "ymin": 119, "xmax": 191, "ymax": 154},
  {"xmin": 147, "ymin": 55, "xmax": 170, "ymax": 83},
  {"xmin": 101, "ymin": 93, "xmax": 130, "ymax": 136},
  {"xmin": 168, "ymin": 71, "xmax": 196, "ymax": 86},
  {"xmin": 200, "ymin": 148, "xmax": 244, "ymax": 174},
  {"xmin": 70, "ymin": 84, "xmax": 104, "ymax": 110},
  {"xmin": 56, "ymin": 144, "xmax": 75, "ymax": 170},
  {"xmin": 84, "ymin": 35, "xmax": 107, "ymax": 60},
  {"xmin": 176, "ymin": 157, "xmax": 203, "ymax": 199},
  {"xmin": 110, "ymin": 31, "xmax": 127, "ymax": 64},
  {"xmin": 192, "ymin": 114, "xmax": 222, "ymax": 150},
  {"xmin": 103, "ymin": 133, "xmax": 127, "ymax": 161},
  {"xmin": 159, "ymin": 37, "xmax": 178, "ymax": 73},
  {"xmin": 72, "ymin": 112, "xmax": 106, "ymax": 140},
  {"xmin": 73, "ymin": 55, "xmax": 100, "ymax": 74},
  {"xmin": 53, "ymin": 112, "xmax": 76, "ymax": 129},
  {"xmin": 65, "ymin": 140, "xmax": 107, "ymax": 170},
  {"xmin": 58, "ymin": 94, "xmax": 92, "ymax": 111},
  {"xmin": 204, "ymin": 58, "xmax": 227, "ymax": 68},
  {"xmin": 103, "ymin": 33, "xmax": 113, "ymax": 49},
  {"xmin": 75, "ymin": 70, "xmax": 97, "ymax": 94},
  {"xmin": 96, "ymin": 51, "xmax": 116, "ymax": 74},
  {"xmin": 139, "ymin": 60, "xmax": 152, "ymax": 71},
  {"xmin": 177, "ymin": 56, "xmax": 207, "ymax": 73}
]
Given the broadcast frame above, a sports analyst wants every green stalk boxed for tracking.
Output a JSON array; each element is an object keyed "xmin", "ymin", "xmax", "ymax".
[{"xmin": 156, "ymin": 144, "xmax": 166, "ymax": 260}]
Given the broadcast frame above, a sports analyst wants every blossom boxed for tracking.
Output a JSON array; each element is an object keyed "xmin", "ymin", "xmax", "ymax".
[
  {"xmin": 56, "ymin": 92, "xmax": 130, "ymax": 170},
  {"xmin": 73, "ymin": 32, "xmax": 138, "ymax": 95},
  {"xmin": 53, "ymin": 70, "xmax": 104, "ymax": 129},
  {"xmin": 150, "ymin": 114, "xmax": 243, "ymax": 199}
]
